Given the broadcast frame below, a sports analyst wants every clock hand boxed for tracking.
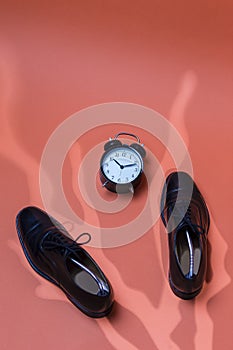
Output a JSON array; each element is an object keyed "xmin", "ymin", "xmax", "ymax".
[
  {"xmin": 123, "ymin": 163, "xmax": 137, "ymax": 168},
  {"xmin": 113, "ymin": 159, "xmax": 124, "ymax": 169}
]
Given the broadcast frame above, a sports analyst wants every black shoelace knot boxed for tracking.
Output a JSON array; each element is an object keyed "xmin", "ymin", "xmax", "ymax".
[
  {"xmin": 180, "ymin": 206, "xmax": 205, "ymax": 235},
  {"xmin": 42, "ymin": 231, "xmax": 91, "ymax": 256}
]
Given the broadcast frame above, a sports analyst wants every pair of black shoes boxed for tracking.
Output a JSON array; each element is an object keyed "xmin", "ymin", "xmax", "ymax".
[{"xmin": 16, "ymin": 171, "xmax": 210, "ymax": 317}]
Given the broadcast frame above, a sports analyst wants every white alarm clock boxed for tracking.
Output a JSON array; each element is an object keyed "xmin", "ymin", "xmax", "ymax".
[{"xmin": 99, "ymin": 132, "xmax": 146, "ymax": 193}]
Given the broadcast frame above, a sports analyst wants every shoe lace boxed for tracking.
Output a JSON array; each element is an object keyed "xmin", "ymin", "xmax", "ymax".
[
  {"xmin": 42, "ymin": 230, "xmax": 91, "ymax": 256},
  {"xmin": 179, "ymin": 206, "xmax": 205, "ymax": 235}
]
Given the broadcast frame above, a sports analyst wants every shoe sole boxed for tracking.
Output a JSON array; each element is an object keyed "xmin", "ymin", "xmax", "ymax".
[
  {"xmin": 16, "ymin": 215, "xmax": 113, "ymax": 318},
  {"xmin": 169, "ymin": 274, "xmax": 202, "ymax": 300}
]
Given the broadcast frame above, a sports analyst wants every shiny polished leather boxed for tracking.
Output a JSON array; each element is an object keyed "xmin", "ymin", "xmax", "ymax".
[
  {"xmin": 161, "ymin": 172, "xmax": 210, "ymax": 299},
  {"xmin": 16, "ymin": 206, "xmax": 114, "ymax": 317}
]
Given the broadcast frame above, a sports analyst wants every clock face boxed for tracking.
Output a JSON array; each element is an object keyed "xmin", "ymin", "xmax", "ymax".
[{"xmin": 101, "ymin": 146, "xmax": 143, "ymax": 184}]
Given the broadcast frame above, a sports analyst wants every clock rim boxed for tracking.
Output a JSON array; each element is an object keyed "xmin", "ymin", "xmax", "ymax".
[{"xmin": 99, "ymin": 167, "xmax": 143, "ymax": 193}]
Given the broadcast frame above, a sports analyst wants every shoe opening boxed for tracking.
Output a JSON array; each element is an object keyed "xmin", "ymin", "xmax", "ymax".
[
  {"xmin": 66, "ymin": 251, "xmax": 110, "ymax": 295},
  {"xmin": 175, "ymin": 228, "xmax": 201, "ymax": 278}
]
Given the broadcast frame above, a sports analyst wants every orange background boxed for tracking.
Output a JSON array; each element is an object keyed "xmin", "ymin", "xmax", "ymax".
[{"xmin": 0, "ymin": 1, "xmax": 232, "ymax": 349}]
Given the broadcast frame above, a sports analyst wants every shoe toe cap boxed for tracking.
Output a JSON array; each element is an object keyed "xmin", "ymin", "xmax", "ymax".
[{"xmin": 16, "ymin": 206, "xmax": 54, "ymax": 238}]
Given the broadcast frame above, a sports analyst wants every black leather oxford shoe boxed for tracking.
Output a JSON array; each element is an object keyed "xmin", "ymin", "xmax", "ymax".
[
  {"xmin": 16, "ymin": 206, "xmax": 114, "ymax": 317},
  {"xmin": 160, "ymin": 172, "xmax": 210, "ymax": 299}
]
